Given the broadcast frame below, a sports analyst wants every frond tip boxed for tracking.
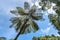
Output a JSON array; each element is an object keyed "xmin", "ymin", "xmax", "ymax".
[{"xmin": 10, "ymin": 10, "xmax": 16, "ymax": 13}]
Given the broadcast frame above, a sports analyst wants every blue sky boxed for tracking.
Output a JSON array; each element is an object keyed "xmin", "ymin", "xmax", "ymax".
[{"xmin": 0, "ymin": 0, "xmax": 59, "ymax": 40}]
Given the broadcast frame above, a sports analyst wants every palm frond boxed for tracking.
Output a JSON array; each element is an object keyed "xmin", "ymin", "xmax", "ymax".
[
  {"xmin": 31, "ymin": 15, "xmax": 42, "ymax": 20},
  {"xmin": 24, "ymin": 2, "xmax": 30, "ymax": 10},
  {"xmin": 29, "ymin": 9, "xmax": 36, "ymax": 14},
  {"xmin": 16, "ymin": 7, "xmax": 29, "ymax": 15},
  {"xmin": 20, "ymin": 24, "xmax": 30, "ymax": 34},
  {"xmin": 28, "ymin": 5, "xmax": 36, "ymax": 15},
  {"xmin": 10, "ymin": 17, "xmax": 20, "ymax": 23},
  {"xmin": 10, "ymin": 17, "xmax": 22, "ymax": 28},
  {"xmin": 15, "ymin": 21, "xmax": 22, "ymax": 32},
  {"xmin": 32, "ymin": 21, "xmax": 39, "ymax": 32},
  {"xmin": 18, "ymin": 18, "xmax": 29, "ymax": 34},
  {"xmin": 24, "ymin": 25, "xmax": 32, "ymax": 34},
  {"xmin": 10, "ymin": 10, "xmax": 18, "ymax": 15},
  {"xmin": 10, "ymin": 23, "xmax": 15, "ymax": 28}
]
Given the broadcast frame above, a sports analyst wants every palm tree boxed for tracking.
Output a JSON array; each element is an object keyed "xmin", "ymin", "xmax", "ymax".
[{"xmin": 10, "ymin": 2, "xmax": 43, "ymax": 40}]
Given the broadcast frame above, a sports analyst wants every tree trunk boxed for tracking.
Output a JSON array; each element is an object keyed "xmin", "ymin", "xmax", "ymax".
[{"xmin": 14, "ymin": 19, "xmax": 29, "ymax": 40}]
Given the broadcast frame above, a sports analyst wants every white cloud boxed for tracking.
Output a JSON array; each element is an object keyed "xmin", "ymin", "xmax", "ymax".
[
  {"xmin": 41, "ymin": 27, "xmax": 51, "ymax": 33},
  {"xmin": 51, "ymin": 3, "xmax": 56, "ymax": 7},
  {"xmin": 44, "ymin": 3, "xmax": 56, "ymax": 16},
  {"xmin": 45, "ymin": 8, "xmax": 56, "ymax": 16},
  {"xmin": 35, "ymin": 1, "xmax": 39, "ymax": 6},
  {"xmin": 35, "ymin": 1, "xmax": 42, "ymax": 8},
  {"xmin": 47, "ymin": 7, "xmax": 56, "ymax": 14}
]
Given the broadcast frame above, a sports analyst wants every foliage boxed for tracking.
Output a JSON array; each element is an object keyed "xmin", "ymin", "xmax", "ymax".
[
  {"xmin": 9, "ymin": 0, "xmax": 60, "ymax": 40},
  {"xmin": 32, "ymin": 34, "xmax": 60, "ymax": 40},
  {"xmin": 48, "ymin": 14, "xmax": 60, "ymax": 34},
  {"xmin": 0, "ymin": 37, "xmax": 6, "ymax": 40},
  {"xmin": 39, "ymin": 0, "xmax": 60, "ymax": 35},
  {"xmin": 10, "ymin": 1, "xmax": 43, "ymax": 40}
]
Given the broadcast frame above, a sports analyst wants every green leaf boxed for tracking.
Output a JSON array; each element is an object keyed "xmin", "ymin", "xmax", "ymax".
[
  {"xmin": 16, "ymin": 7, "xmax": 28, "ymax": 15},
  {"xmin": 32, "ymin": 21, "xmax": 39, "ymax": 32},
  {"xmin": 10, "ymin": 17, "xmax": 19, "ymax": 28},
  {"xmin": 24, "ymin": 25, "xmax": 32, "ymax": 34}
]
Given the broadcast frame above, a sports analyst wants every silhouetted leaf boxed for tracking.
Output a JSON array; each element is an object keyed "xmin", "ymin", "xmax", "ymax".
[
  {"xmin": 15, "ymin": 21, "xmax": 22, "ymax": 32},
  {"xmin": 10, "ymin": 17, "xmax": 22, "ymax": 28},
  {"xmin": 32, "ymin": 21, "xmax": 39, "ymax": 32},
  {"xmin": 16, "ymin": 7, "xmax": 28, "ymax": 15}
]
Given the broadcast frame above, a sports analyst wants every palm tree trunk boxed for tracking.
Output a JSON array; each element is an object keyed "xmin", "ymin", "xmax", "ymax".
[
  {"xmin": 14, "ymin": 19, "xmax": 29, "ymax": 40},
  {"xmin": 14, "ymin": 31, "xmax": 20, "ymax": 40}
]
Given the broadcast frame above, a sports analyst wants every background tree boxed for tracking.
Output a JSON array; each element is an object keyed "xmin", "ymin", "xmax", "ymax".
[
  {"xmin": 39, "ymin": 0, "xmax": 60, "ymax": 35},
  {"xmin": 0, "ymin": 37, "xmax": 6, "ymax": 40}
]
